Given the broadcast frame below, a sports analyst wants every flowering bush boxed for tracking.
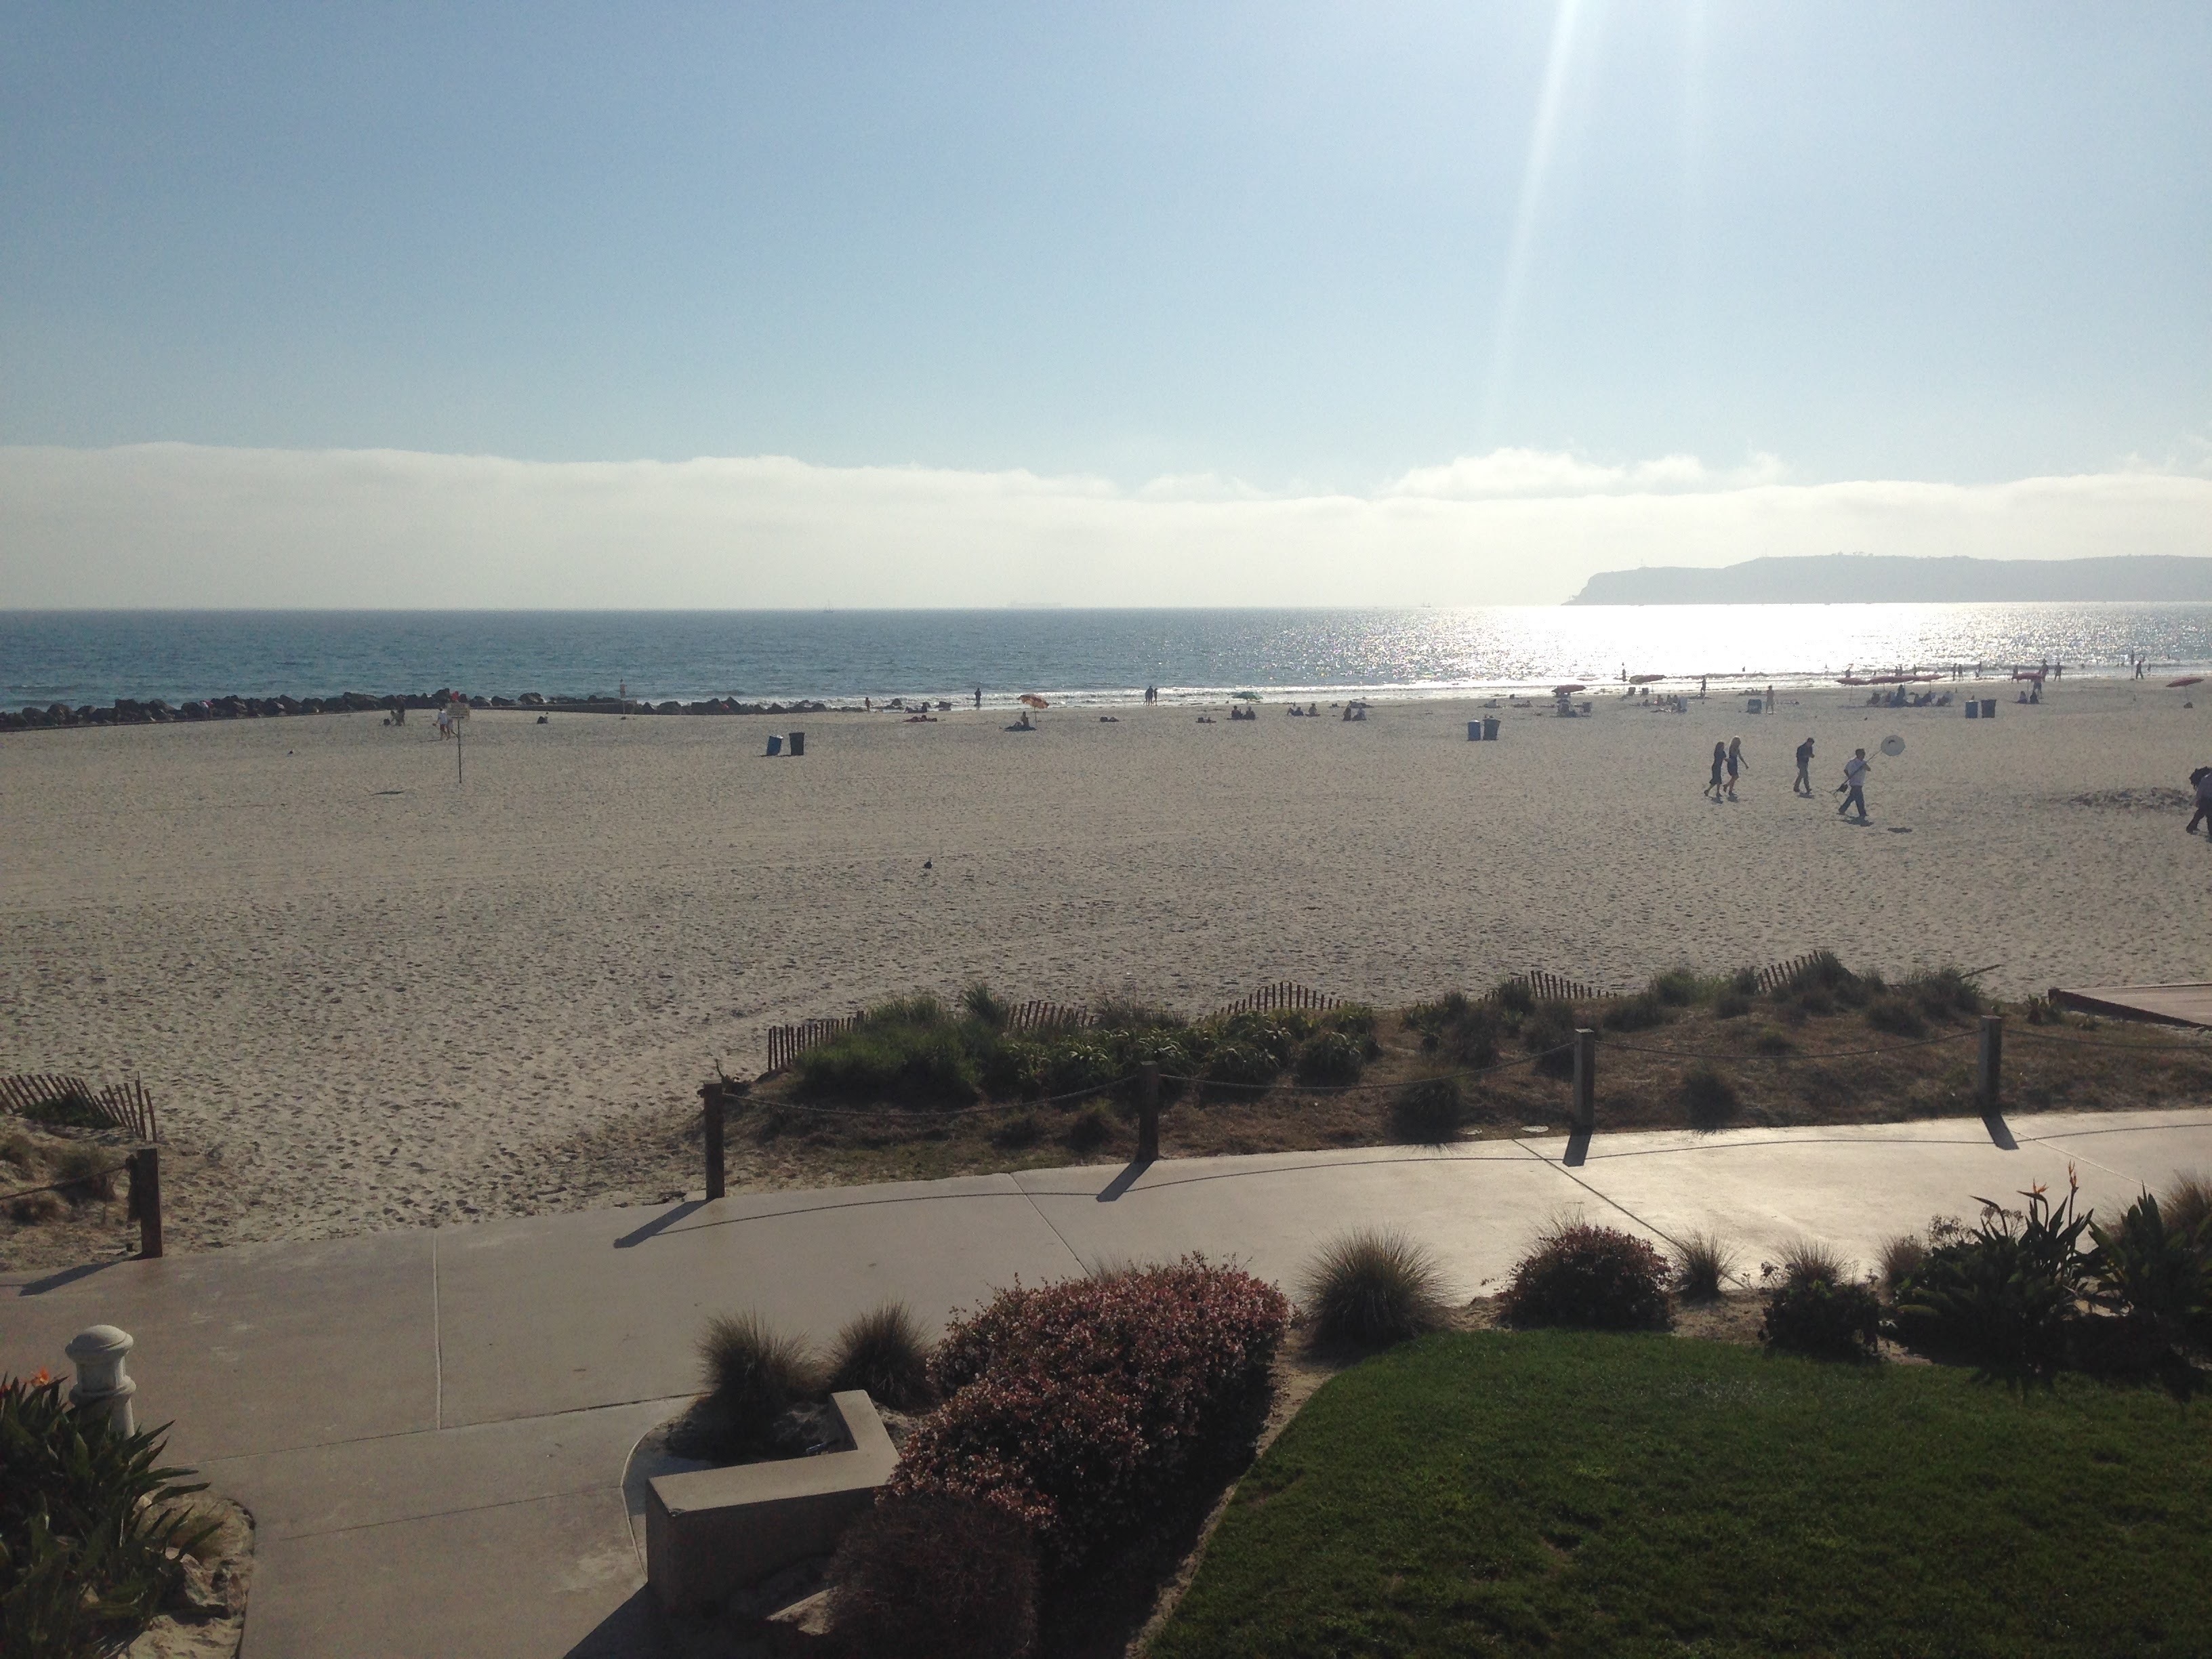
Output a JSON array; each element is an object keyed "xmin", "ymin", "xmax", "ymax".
[
  {"xmin": 890, "ymin": 1259, "xmax": 1289, "ymax": 1569},
  {"xmin": 1498, "ymin": 1221, "xmax": 1672, "ymax": 1330}
]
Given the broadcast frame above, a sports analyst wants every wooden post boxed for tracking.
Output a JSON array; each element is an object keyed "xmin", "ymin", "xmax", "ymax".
[
  {"xmin": 128, "ymin": 1147, "xmax": 163, "ymax": 1259},
  {"xmin": 1978, "ymin": 1014, "xmax": 2004, "ymax": 1113},
  {"xmin": 1571, "ymin": 1029, "xmax": 1597, "ymax": 1132},
  {"xmin": 701, "ymin": 1084, "xmax": 726, "ymax": 1201},
  {"xmin": 1137, "ymin": 1063, "xmax": 1160, "ymax": 1162}
]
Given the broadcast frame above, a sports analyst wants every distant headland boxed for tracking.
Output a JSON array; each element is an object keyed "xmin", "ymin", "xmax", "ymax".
[{"xmin": 1566, "ymin": 553, "xmax": 2212, "ymax": 606}]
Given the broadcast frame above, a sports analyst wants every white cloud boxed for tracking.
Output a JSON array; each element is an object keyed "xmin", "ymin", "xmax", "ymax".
[{"xmin": 3, "ymin": 442, "xmax": 2208, "ymax": 609}]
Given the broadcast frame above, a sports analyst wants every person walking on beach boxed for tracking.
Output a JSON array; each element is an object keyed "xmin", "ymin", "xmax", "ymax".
[
  {"xmin": 1705, "ymin": 741, "xmax": 1727, "ymax": 802},
  {"xmin": 1793, "ymin": 736, "xmax": 1816, "ymax": 796},
  {"xmin": 2187, "ymin": 766, "xmax": 2212, "ymax": 836},
  {"xmin": 1724, "ymin": 736, "xmax": 1747, "ymax": 800},
  {"xmin": 1838, "ymin": 748, "xmax": 1870, "ymax": 823}
]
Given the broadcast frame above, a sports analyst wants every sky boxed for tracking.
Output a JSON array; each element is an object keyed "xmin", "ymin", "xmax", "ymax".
[{"xmin": 3, "ymin": 2, "xmax": 2209, "ymax": 606}]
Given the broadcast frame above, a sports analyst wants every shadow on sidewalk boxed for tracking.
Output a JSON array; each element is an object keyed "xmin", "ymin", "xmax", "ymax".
[
  {"xmin": 1096, "ymin": 1155, "xmax": 1157, "ymax": 1202},
  {"xmin": 613, "ymin": 1200, "xmax": 708, "ymax": 1248}
]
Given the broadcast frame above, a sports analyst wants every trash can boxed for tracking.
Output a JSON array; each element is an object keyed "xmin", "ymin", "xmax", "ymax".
[
  {"xmin": 1982, "ymin": 699, "xmax": 1997, "ymax": 718},
  {"xmin": 1965, "ymin": 700, "xmax": 1980, "ymax": 718},
  {"xmin": 1747, "ymin": 697, "xmax": 1763, "ymax": 714},
  {"xmin": 1483, "ymin": 717, "xmax": 1500, "ymax": 741},
  {"xmin": 765, "ymin": 734, "xmax": 783, "ymax": 756},
  {"xmin": 788, "ymin": 731, "xmax": 804, "ymax": 756}
]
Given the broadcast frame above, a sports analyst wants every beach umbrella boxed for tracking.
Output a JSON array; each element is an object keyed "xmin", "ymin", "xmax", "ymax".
[
  {"xmin": 1629, "ymin": 674, "xmax": 1665, "ymax": 684},
  {"xmin": 2167, "ymin": 676, "xmax": 2202, "ymax": 689},
  {"xmin": 1552, "ymin": 683, "xmax": 1586, "ymax": 696},
  {"xmin": 1019, "ymin": 693, "xmax": 1050, "ymax": 709},
  {"xmin": 1880, "ymin": 735, "xmax": 1906, "ymax": 758}
]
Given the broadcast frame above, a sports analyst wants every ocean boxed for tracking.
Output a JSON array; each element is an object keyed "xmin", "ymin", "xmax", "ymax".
[{"xmin": 5, "ymin": 605, "xmax": 2211, "ymax": 711}]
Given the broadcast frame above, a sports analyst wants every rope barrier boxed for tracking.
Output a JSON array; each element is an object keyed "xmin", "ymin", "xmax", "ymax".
[
  {"xmin": 2011, "ymin": 1025, "xmax": 2212, "ymax": 1054},
  {"xmin": 0, "ymin": 1162, "xmax": 131, "ymax": 1205},
  {"xmin": 1158, "ymin": 1044, "xmax": 1571, "ymax": 1095},
  {"xmin": 1598, "ymin": 1031, "xmax": 1976, "ymax": 1063}
]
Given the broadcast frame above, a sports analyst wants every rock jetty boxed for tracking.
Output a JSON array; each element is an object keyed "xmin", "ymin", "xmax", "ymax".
[{"xmin": 1, "ymin": 690, "xmax": 842, "ymax": 734}]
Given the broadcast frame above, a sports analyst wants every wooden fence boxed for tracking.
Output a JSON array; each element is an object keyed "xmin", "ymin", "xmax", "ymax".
[
  {"xmin": 763, "ymin": 1017, "xmax": 862, "ymax": 1074},
  {"xmin": 1, "ymin": 1073, "xmax": 160, "ymax": 1142},
  {"xmin": 1208, "ymin": 982, "xmax": 1345, "ymax": 1019},
  {"xmin": 1004, "ymin": 999, "xmax": 1092, "ymax": 1035},
  {"xmin": 1753, "ymin": 952, "xmax": 1827, "ymax": 992},
  {"xmin": 1490, "ymin": 970, "xmax": 1601, "ymax": 1005}
]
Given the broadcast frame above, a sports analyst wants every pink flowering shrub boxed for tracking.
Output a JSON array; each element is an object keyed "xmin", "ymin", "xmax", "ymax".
[{"xmin": 887, "ymin": 1258, "xmax": 1289, "ymax": 1568}]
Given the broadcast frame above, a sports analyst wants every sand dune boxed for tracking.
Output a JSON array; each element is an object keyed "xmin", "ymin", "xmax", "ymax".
[{"xmin": 3, "ymin": 680, "xmax": 2206, "ymax": 1248}]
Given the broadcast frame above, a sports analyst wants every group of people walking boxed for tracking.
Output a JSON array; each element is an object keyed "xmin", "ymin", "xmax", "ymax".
[{"xmin": 1706, "ymin": 735, "xmax": 1875, "ymax": 823}]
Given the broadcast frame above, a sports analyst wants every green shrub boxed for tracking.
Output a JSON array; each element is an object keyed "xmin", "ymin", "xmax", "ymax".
[
  {"xmin": 1498, "ymin": 1221, "xmax": 1671, "ymax": 1331},
  {"xmin": 1776, "ymin": 950, "xmax": 1870, "ymax": 1011},
  {"xmin": 825, "ymin": 1493, "xmax": 1038, "ymax": 1659},
  {"xmin": 2088, "ymin": 1192, "xmax": 2210, "ymax": 1353},
  {"xmin": 1761, "ymin": 1273, "xmax": 1883, "ymax": 1360},
  {"xmin": 1601, "ymin": 990, "xmax": 1671, "ymax": 1033},
  {"xmin": 1200, "ymin": 1042, "xmax": 1279, "ymax": 1094},
  {"xmin": 827, "ymin": 1303, "xmax": 935, "ymax": 1410},
  {"xmin": 1292, "ymin": 1029, "xmax": 1365, "ymax": 1086},
  {"xmin": 1216, "ymin": 1013, "xmax": 1303, "ymax": 1067},
  {"xmin": 1, "ymin": 1372, "xmax": 213, "ymax": 1657},
  {"xmin": 1319, "ymin": 1004, "xmax": 1379, "ymax": 1046},
  {"xmin": 1493, "ymin": 977, "xmax": 1536, "ymax": 1017},
  {"xmin": 1300, "ymin": 1228, "xmax": 1449, "ymax": 1349},
  {"xmin": 1713, "ymin": 989, "xmax": 1752, "ymax": 1019},
  {"xmin": 1042, "ymin": 1040, "xmax": 1120, "ymax": 1097},
  {"xmin": 795, "ymin": 1023, "xmax": 981, "ymax": 1105},
  {"xmin": 1389, "ymin": 1076, "xmax": 1464, "ymax": 1146},
  {"xmin": 1878, "ymin": 1231, "xmax": 1929, "ymax": 1296},
  {"xmin": 1407, "ymin": 994, "xmax": 1500, "ymax": 1065},
  {"xmin": 1904, "ymin": 967, "xmax": 1984, "ymax": 1020},
  {"xmin": 1523, "ymin": 1001, "xmax": 1580, "ymax": 1078},
  {"xmin": 1090, "ymin": 995, "xmax": 1184, "ymax": 1032},
  {"xmin": 1672, "ymin": 1231, "xmax": 1737, "ymax": 1301},
  {"xmin": 1649, "ymin": 968, "xmax": 1704, "ymax": 1007},
  {"xmin": 18, "ymin": 1088, "xmax": 104, "ymax": 1132},
  {"xmin": 979, "ymin": 1038, "xmax": 1046, "ymax": 1100},
  {"xmin": 1864, "ymin": 996, "xmax": 1929, "ymax": 1038},
  {"xmin": 697, "ymin": 1313, "xmax": 819, "ymax": 1458},
  {"xmin": 1725, "ymin": 966, "xmax": 1760, "ymax": 996},
  {"xmin": 1681, "ymin": 1064, "xmax": 1740, "ymax": 1130},
  {"xmin": 1893, "ymin": 1176, "xmax": 2095, "ymax": 1373},
  {"xmin": 960, "ymin": 981, "xmax": 1010, "ymax": 1029}
]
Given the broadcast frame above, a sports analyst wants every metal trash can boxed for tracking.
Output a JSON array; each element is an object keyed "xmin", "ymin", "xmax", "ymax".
[
  {"xmin": 1965, "ymin": 700, "xmax": 1980, "ymax": 718},
  {"xmin": 1468, "ymin": 720, "xmax": 1483, "ymax": 741},
  {"xmin": 765, "ymin": 734, "xmax": 783, "ymax": 756},
  {"xmin": 789, "ymin": 731, "xmax": 805, "ymax": 756},
  {"xmin": 1483, "ymin": 717, "xmax": 1500, "ymax": 741},
  {"xmin": 1982, "ymin": 699, "xmax": 1997, "ymax": 718}
]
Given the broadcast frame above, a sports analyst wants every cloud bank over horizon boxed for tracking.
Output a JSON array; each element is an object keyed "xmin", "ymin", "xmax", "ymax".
[{"xmin": 4, "ymin": 442, "xmax": 2209, "ymax": 610}]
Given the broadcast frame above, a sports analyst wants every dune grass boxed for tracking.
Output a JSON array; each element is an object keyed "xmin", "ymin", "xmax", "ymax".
[{"xmin": 1153, "ymin": 1331, "xmax": 2212, "ymax": 1659}]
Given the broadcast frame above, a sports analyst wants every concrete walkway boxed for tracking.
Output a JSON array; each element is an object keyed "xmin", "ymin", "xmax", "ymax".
[{"xmin": 6, "ymin": 1108, "xmax": 2210, "ymax": 1658}]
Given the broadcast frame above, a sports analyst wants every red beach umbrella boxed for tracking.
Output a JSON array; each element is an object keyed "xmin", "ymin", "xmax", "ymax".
[
  {"xmin": 1019, "ymin": 693, "xmax": 1050, "ymax": 709},
  {"xmin": 1551, "ymin": 683, "xmax": 1586, "ymax": 696},
  {"xmin": 2167, "ymin": 676, "xmax": 2202, "ymax": 689}
]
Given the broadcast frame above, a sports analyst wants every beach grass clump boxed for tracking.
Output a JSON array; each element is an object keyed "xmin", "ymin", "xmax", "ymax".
[
  {"xmin": 1774, "ymin": 950, "xmax": 1872, "ymax": 1015},
  {"xmin": 1523, "ymin": 1000, "xmax": 1580, "ymax": 1077},
  {"xmin": 826, "ymin": 1302, "xmax": 935, "ymax": 1409},
  {"xmin": 54, "ymin": 1144, "xmax": 119, "ymax": 1205},
  {"xmin": 1300, "ymin": 1228, "xmax": 1449, "ymax": 1349},
  {"xmin": 1389, "ymin": 1075, "xmax": 1465, "ymax": 1145},
  {"xmin": 1292, "ymin": 1029, "xmax": 1366, "ymax": 1086},
  {"xmin": 825, "ymin": 1493, "xmax": 1039, "ymax": 1659},
  {"xmin": 697, "ymin": 1312, "xmax": 820, "ymax": 1458},
  {"xmin": 1681, "ymin": 1063, "xmax": 1741, "ymax": 1130},
  {"xmin": 960, "ymin": 981, "xmax": 1010, "ymax": 1029},
  {"xmin": 1648, "ymin": 968, "xmax": 1706, "ymax": 1008},
  {"xmin": 1198, "ymin": 1040, "xmax": 1280, "ymax": 1096},
  {"xmin": 1090, "ymin": 994, "xmax": 1186, "ymax": 1032},
  {"xmin": 1879, "ymin": 1231, "xmax": 1930, "ymax": 1296},
  {"xmin": 1407, "ymin": 992, "xmax": 1501, "ymax": 1065},
  {"xmin": 1672, "ymin": 1231, "xmax": 1738, "ymax": 1300},
  {"xmin": 989, "ymin": 1111, "xmax": 1041, "ymax": 1149},
  {"xmin": 1864, "ymin": 995, "xmax": 1930, "ymax": 1038},
  {"xmin": 1775, "ymin": 1237, "xmax": 1852, "ymax": 1289},
  {"xmin": 1713, "ymin": 987, "xmax": 1753, "ymax": 1019},
  {"xmin": 1602, "ymin": 989, "xmax": 1672, "ymax": 1033},
  {"xmin": 2162, "ymin": 1170, "xmax": 2212, "ymax": 1241},
  {"xmin": 1498, "ymin": 1220, "xmax": 1671, "ymax": 1330},
  {"xmin": 1492, "ymin": 977, "xmax": 1537, "ymax": 1017},
  {"xmin": 20, "ymin": 1085, "xmax": 106, "ymax": 1132},
  {"xmin": 1065, "ymin": 1103, "xmax": 1115, "ymax": 1153},
  {"xmin": 1902, "ymin": 966, "xmax": 1984, "ymax": 1021}
]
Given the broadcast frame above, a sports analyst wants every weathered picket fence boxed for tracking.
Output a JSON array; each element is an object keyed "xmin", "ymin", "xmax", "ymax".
[{"xmin": 0, "ymin": 1074, "xmax": 161, "ymax": 1142}]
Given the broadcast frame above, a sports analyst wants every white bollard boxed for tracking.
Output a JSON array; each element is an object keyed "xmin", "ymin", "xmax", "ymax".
[{"xmin": 66, "ymin": 1325, "xmax": 138, "ymax": 1436}]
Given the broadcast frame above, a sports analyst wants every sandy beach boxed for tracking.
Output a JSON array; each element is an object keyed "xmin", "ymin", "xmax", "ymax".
[{"xmin": 4, "ymin": 678, "xmax": 2207, "ymax": 1250}]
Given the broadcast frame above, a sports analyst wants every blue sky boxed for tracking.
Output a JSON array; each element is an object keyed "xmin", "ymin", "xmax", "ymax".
[{"xmin": 3, "ymin": 3, "xmax": 2209, "ymax": 605}]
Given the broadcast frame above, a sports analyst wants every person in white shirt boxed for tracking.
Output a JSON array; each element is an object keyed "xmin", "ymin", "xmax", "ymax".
[{"xmin": 1838, "ymin": 749, "xmax": 1870, "ymax": 823}]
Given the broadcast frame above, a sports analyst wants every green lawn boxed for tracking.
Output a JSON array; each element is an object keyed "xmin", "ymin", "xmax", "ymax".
[{"xmin": 1151, "ymin": 1332, "xmax": 2211, "ymax": 1658}]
